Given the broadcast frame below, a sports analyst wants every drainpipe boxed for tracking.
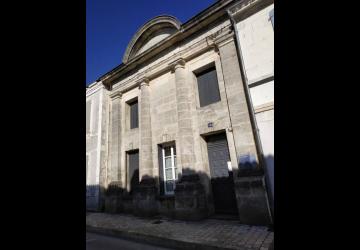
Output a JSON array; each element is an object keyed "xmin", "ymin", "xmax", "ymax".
[{"xmin": 227, "ymin": 10, "xmax": 273, "ymax": 224}]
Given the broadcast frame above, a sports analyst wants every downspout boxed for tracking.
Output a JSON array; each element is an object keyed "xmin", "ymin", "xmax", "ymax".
[{"xmin": 227, "ymin": 10, "xmax": 273, "ymax": 224}]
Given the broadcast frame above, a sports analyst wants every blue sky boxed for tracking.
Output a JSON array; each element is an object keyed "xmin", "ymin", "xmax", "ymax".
[{"xmin": 86, "ymin": 0, "xmax": 217, "ymax": 86}]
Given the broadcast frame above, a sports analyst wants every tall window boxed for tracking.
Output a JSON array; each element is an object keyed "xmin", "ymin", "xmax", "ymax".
[
  {"xmin": 128, "ymin": 99, "xmax": 138, "ymax": 129},
  {"xmin": 161, "ymin": 145, "xmax": 177, "ymax": 195},
  {"xmin": 196, "ymin": 66, "xmax": 221, "ymax": 107}
]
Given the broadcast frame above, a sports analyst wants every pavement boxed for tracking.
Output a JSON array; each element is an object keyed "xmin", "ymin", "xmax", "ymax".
[
  {"xmin": 86, "ymin": 212, "xmax": 274, "ymax": 250},
  {"xmin": 87, "ymin": 232, "xmax": 172, "ymax": 250}
]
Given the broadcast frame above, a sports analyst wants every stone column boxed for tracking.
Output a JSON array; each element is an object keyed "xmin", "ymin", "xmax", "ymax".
[
  {"xmin": 214, "ymin": 29, "xmax": 271, "ymax": 225},
  {"xmin": 138, "ymin": 78, "xmax": 153, "ymax": 180},
  {"xmin": 133, "ymin": 77, "xmax": 157, "ymax": 217},
  {"xmin": 170, "ymin": 58, "xmax": 207, "ymax": 220},
  {"xmin": 170, "ymin": 58, "xmax": 196, "ymax": 174},
  {"xmin": 105, "ymin": 90, "xmax": 123, "ymax": 213},
  {"xmin": 108, "ymin": 91, "xmax": 122, "ymax": 183}
]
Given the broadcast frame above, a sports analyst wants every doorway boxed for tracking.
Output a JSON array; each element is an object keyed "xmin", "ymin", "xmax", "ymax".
[
  {"xmin": 206, "ymin": 132, "xmax": 238, "ymax": 215},
  {"xmin": 127, "ymin": 150, "xmax": 139, "ymax": 195}
]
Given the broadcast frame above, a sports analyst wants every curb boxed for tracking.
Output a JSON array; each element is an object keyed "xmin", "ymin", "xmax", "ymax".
[{"xmin": 86, "ymin": 225, "xmax": 247, "ymax": 250}]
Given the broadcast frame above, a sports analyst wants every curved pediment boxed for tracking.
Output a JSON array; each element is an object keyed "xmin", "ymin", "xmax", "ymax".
[{"xmin": 122, "ymin": 15, "xmax": 181, "ymax": 63}]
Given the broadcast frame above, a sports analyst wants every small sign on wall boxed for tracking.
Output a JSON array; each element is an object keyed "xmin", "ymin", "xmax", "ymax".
[{"xmin": 208, "ymin": 122, "xmax": 213, "ymax": 128}]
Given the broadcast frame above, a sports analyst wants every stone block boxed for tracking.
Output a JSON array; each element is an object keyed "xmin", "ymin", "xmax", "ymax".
[
  {"xmin": 104, "ymin": 181, "xmax": 124, "ymax": 213},
  {"xmin": 132, "ymin": 178, "xmax": 158, "ymax": 217},
  {"xmin": 174, "ymin": 174, "xmax": 208, "ymax": 220},
  {"xmin": 234, "ymin": 176, "xmax": 271, "ymax": 225}
]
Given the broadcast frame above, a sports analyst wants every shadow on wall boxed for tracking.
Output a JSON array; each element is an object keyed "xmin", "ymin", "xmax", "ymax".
[
  {"xmin": 86, "ymin": 164, "xmax": 273, "ymax": 226},
  {"xmin": 263, "ymin": 154, "xmax": 274, "ymax": 213}
]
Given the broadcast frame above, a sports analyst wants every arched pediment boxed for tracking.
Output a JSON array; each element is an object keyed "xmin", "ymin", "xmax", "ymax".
[{"xmin": 122, "ymin": 15, "xmax": 181, "ymax": 63}]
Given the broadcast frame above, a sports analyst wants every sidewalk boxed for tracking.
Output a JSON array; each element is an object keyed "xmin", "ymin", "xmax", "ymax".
[{"xmin": 86, "ymin": 212, "xmax": 274, "ymax": 250}]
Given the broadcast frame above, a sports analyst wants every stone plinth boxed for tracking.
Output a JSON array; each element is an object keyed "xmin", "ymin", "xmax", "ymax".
[
  {"xmin": 174, "ymin": 174, "xmax": 208, "ymax": 220},
  {"xmin": 234, "ymin": 176, "xmax": 271, "ymax": 225},
  {"xmin": 104, "ymin": 181, "xmax": 123, "ymax": 213},
  {"xmin": 132, "ymin": 178, "xmax": 158, "ymax": 217}
]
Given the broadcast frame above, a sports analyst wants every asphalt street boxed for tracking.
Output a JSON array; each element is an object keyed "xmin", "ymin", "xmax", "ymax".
[{"xmin": 86, "ymin": 232, "xmax": 174, "ymax": 250}]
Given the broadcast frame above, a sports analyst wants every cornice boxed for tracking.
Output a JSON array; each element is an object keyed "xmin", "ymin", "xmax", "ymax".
[
  {"xmin": 86, "ymin": 81, "xmax": 104, "ymax": 97},
  {"xmin": 228, "ymin": 0, "xmax": 273, "ymax": 22},
  {"xmin": 110, "ymin": 24, "xmax": 232, "ymax": 94},
  {"xmin": 99, "ymin": 0, "xmax": 235, "ymax": 87},
  {"xmin": 109, "ymin": 91, "xmax": 122, "ymax": 100}
]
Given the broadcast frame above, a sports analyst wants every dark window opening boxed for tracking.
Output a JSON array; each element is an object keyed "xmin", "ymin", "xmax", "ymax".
[
  {"xmin": 196, "ymin": 66, "xmax": 221, "ymax": 107},
  {"xmin": 128, "ymin": 99, "xmax": 138, "ymax": 129},
  {"xmin": 127, "ymin": 150, "xmax": 139, "ymax": 194}
]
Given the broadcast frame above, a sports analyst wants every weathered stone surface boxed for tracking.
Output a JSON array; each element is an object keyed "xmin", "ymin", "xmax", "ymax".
[
  {"xmin": 174, "ymin": 174, "xmax": 208, "ymax": 220},
  {"xmin": 104, "ymin": 181, "xmax": 124, "ymax": 213},
  {"xmin": 139, "ymin": 79, "xmax": 154, "ymax": 180},
  {"xmin": 234, "ymin": 176, "xmax": 271, "ymax": 225},
  {"xmin": 132, "ymin": 178, "xmax": 158, "ymax": 217},
  {"xmin": 87, "ymin": 0, "xmax": 274, "ymax": 226}
]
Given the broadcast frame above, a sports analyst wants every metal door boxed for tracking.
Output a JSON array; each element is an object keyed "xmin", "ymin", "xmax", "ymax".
[{"xmin": 206, "ymin": 133, "xmax": 238, "ymax": 215}]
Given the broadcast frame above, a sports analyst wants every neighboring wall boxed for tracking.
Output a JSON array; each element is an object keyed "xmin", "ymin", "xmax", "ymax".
[
  {"xmin": 233, "ymin": 2, "xmax": 274, "ymax": 206},
  {"xmin": 86, "ymin": 82, "xmax": 109, "ymax": 211}
]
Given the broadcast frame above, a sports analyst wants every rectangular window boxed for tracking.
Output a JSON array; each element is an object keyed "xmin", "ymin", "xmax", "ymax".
[
  {"xmin": 159, "ymin": 144, "xmax": 177, "ymax": 195},
  {"xmin": 129, "ymin": 99, "xmax": 138, "ymax": 129},
  {"xmin": 196, "ymin": 66, "xmax": 221, "ymax": 107}
]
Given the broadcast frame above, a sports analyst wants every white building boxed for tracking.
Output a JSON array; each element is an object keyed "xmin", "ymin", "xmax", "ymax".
[
  {"xmin": 86, "ymin": 81, "xmax": 109, "ymax": 211},
  {"xmin": 228, "ymin": 0, "xmax": 274, "ymax": 210}
]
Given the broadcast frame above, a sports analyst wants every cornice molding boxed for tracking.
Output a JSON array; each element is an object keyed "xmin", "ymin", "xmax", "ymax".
[
  {"xmin": 228, "ymin": 0, "xmax": 273, "ymax": 22},
  {"xmin": 86, "ymin": 81, "xmax": 104, "ymax": 97},
  {"xmin": 109, "ymin": 91, "xmax": 122, "ymax": 100},
  {"xmin": 98, "ymin": 0, "xmax": 234, "ymax": 87},
  {"xmin": 213, "ymin": 26, "xmax": 235, "ymax": 48},
  {"xmin": 111, "ymin": 24, "xmax": 232, "ymax": 94}
]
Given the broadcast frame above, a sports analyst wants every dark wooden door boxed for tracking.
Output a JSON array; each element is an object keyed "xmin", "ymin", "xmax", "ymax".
[{"xmin": 207, "ymin": 133, "xmax": 238, "ymax": 215}]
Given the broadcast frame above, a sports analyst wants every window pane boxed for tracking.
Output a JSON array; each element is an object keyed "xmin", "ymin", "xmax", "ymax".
[
  {"xmin": 164, "ymin": 147, "xmax": 171, "ymax": 157},
  {"xmin": 165, "ymin": 157, "xmax": 172, "ymax": 169},
  {"xmin": 165, "ymin": 168, "xmax": 173, "ymax": 180},
  {"xmin": 174, "ymin": 156, "xmax": 177, "ymax": 167}
]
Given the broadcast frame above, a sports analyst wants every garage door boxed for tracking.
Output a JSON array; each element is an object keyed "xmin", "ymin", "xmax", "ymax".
[{"xmin": 207, "ymin": 133, "xmax": 238, "ymax": 215}]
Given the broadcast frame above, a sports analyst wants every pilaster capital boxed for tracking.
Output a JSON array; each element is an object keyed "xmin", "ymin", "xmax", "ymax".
[
  {"xmin": 137, "ymin": 77, "xmax": 150, "ymax": 89},
  {"xmin": 169, "ymin": 58, "xmax": 186, "ymax": 72},
  {"xmin": 213, "ymin": 27, "xmax": 235, "ymax": 49},
  {"xmin": 109, "ymin": 91, "xmax": 122, "ymax": 100}
]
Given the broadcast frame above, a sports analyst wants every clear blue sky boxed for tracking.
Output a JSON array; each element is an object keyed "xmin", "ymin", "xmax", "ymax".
[{"xmin": 86, "ymin": 0, "xmax": 217, "ymax": 86}]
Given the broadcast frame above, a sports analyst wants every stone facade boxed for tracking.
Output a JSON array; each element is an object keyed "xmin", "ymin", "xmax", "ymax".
[
  {"xmin": 229, "ymin": 0, "xmax": 274, "ymax": 214},
  {"xmin": 86, "ymin": 81, "xmax": 109, "ymax": 211},
  {"xmin": 86, "ymin": 0, "xmax": 273, "ymax": 225}
]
